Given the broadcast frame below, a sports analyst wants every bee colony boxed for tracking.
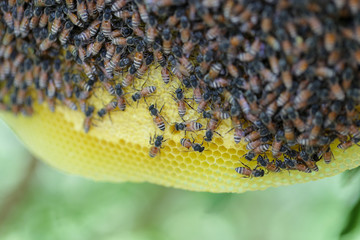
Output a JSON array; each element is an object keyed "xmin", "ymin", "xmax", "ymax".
[{"xmin": 0, "ymin": 0, "xmax": 360, "ymax": 184}]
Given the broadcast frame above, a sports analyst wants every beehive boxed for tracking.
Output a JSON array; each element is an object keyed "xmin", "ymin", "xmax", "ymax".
[{"xmin": 1, "ymin": 67, "xmax": 359, "ymax": 193}]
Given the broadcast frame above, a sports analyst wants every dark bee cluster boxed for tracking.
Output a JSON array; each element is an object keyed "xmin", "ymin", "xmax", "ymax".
[{"xmin": 0, "ymin": 0, "xmax": 360, "ymax": 178}]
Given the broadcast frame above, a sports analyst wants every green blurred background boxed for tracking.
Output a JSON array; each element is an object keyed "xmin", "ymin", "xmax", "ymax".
[{"xmin": 1, "ymin": 119, "xmax": 360, "ymax": 240}]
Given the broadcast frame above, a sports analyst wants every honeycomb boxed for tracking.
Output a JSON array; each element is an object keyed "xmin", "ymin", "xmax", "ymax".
[{"xmin": 1, "ymin": 67, "xmax": 359, "ymax": 193}]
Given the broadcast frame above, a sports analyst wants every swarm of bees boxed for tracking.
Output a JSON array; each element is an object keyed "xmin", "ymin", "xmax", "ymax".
[{"xmin": 1, "ymin": 0, "xmax": 360, "ymax": 178}]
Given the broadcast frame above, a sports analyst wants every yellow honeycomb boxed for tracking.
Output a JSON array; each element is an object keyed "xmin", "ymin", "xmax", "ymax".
[{"xmin": 0, "ymin": 67, "xmax": 359, "ymax": 193}]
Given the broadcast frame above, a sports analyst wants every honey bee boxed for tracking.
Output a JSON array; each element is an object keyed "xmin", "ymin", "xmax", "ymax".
[
  {"xmin": 282, "ymin": 114, "xmax": 296, "ymax": 146},
  {"xmin": 329, "ymin": 77, "xmax": 345, "ymax": 101},
  {"xmin": 180, "ymin": 138, "xmax": 192, "ymax": 149},
  {"xmin": 101, "ymin": 8, "xmax": 112, "ymax": 36},
  {"xmin": 171, "ymin": 88, "xmax": 191, "ymax": 119},
  {"xmin": 115, "ymin": 84, "xmax": 126, "ymax": 111},
  {"xmin": 131, "ymin": 86, "xmax": 156, "ymax": 102},
  {"xmin": 162, "ymin": 28, "xmax": 172, "ymax": 55},
  {"xmin": 271, "ymin": 130, "xmax": 284, "ymax": 158},
  {"xmin": 97, "ymin": 101, "xmax": 117, "ymax": 118},
  {"xmin": 39, "ymin": 33, "xmax": 57, "ymax": 51},
  {"xmin": 99, "ymin": 75, "xmax": 115, "ymax": 96},
  {"xmin": 146, "ymin": 15, "xmax": 158, "ymax": 43},
  {"xmin": 180, "ymin": 16, "xmax": 190, "ymax": 43},
  {"xmin": 309, "ymin": 112, "xmax": 323, "ymax": 140},
  {"xmin": 134, "ymin": 44, "xmax": 144, "ymax": 69},
  {"xmin": 90, "ymin": 33, "xmax": 105, "ymax": 56},
  {"xmin": 149, "ymin": 134, "xmax": 165, "ymax": 158},
  {"xmin": 122, "ymin": 64, "xmax": 136, "ymax": 88},
  {"xmin": 287, "ymin": 107, "xmax": 306, "ymax": 133},
  {"xmin": 149, "ymin": 104, "xmax": 166, "ymax": 131},
  {"xmin": 257, "ymin": 155, "xmax": 280, "ymax": 172},
  {"xmin": 174, "ymin": 121, "xmax": 202, "ymax": 133},
  {"xmin": 83, "ymin": 106, "xmax": 95, "ymax": 133},
  {"xmin": 321, "ymin": 146, "xmax": 334, "ymax": 164},
  {"xmin": 235, "ymin": 164, "xmax": 264, "ymax": 178},
  {"xmin": 111, "ymin": 0, "xmax": 126, "ymax": 12},
  {"xmin": 298, "ymin": 150, "xmax": 319, "ymax": 172},
  {"xmin": 131, "ymin": 10, "xmax": 141, "ymax": 28},
  {"xmin": 308, "ymin": 15, "xmax": 323, "ymax": 35},
  {"xmin": 63, "ymin": 6, "xmax": 84, "ymax": 27}
]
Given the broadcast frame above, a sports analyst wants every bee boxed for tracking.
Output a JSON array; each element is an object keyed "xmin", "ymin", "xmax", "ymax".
[
  {"xmin": 82, "ymin": 61, "xmax": 95, "ymax": 81},
  {"xmin": 97, "ymin": 101, "xmax": 117, "ymax": 118},
  {"xmin": 235, "ymin": 165, "xmax": 264, "ymax": 178},
  {"xmin": 101, "ymin": 8, "xmax": 112, "ymax": 36},
  {"xmin": 171, "ymin": 88, "xmax": 191, "ymax": 118},
  {"xmin": 134, "ymin": 44, "xmax": 144, "ymax": 69},
  {"xmin": 180, "ymin": 138, "xmax": 192, "ymax": 149},
  {"xmin": 52, "ymin": 59, "xmax": 62, "ymax": 89},
  {"xmin": 308, "ymin": 15, "xmax": 323, "ymax": 35},
  {"xmin": 131, "ymin": 10, "xmax": 141, "ymax": 28},
  {"xmin": 292, "ymin": 59, "xmax": 308, "ymax": 76},
  {"xmin": 259, "ymin": 112, "xmax": 276, "ymax": 134},
  {"xmin": 1, "ymin": 4, "xmax": 13, "ymax": 29},
  {"xmin": 329, "ymin": 77, "xmax": 345, "ymax": 101},
  {"xmin": 161, "ymin": 28, "xmax": 172, "ymax": 55},
  {"xmin": 174, "ymin": 121, "xmax": 202, "ymax": 133},
  {"xmin": 149, "ymin": 104, "xmax": 166, "ymax": 131},
  {"xmin": 227, "ymin": 64, "xmax": 239, "ymax": 78},
  {"xmin": 106, "ymin": 46, "xmax": 122, "ymax": 75},
  {"xmin": 206, "ymin": 26, "xmax": 220, "ymax": 40},
  {"xmin": 272, "ymin": 130, "xmax": 284, "ymax": 158},
  {"xmin": 180, "ymin": 16, "xmax": 190, "ymax": 43},
  {"xmin": 321, "ymin": 147, "xmax": 334, "ymax": 164},
  {"xmin": 204, "ymin": 116, "xmax": 220, "ymax": 142},
  {"xmin": 210, "ymin": 78, "xmax": 229, "ymax": 89},
  {"xmin": 266, "ymin": 34, "xmax": 281, "ymax": 52},
  {"xmin": 244, "ymin": 129, "xmax": 261, "ymax": 143},
  {"xmin": 122, "ymin": 64, "xmax": 136, "ymax": 87},
  {"xmin": 299, "ymin": 150, "xmax": 319, "ymax": 172},
  {"xmin": 309, "ymin": 112, "xmax": 323, "ymax": 140},
  {"xmin": 99, "ymin": 75, "xmax": 115, "ymax": 96},
  {"xmin": 257, "ymin": 155, "xmax": 280, "ymax": 173},
  {"xmin": 154, "ymin": 47, "xmax": 166, "ymax": 67},
  {"xmin": 96, "ymin": 0, "xmax": 104, "ymax": 12},
  {"xmin": 63, "ymin": 97, "xmax": 78, "ymax": 111},
  {"xmin": 287, "ymin": 107, "xmax": 306, "ymax": 133},
  {"xmin": 192, "ymin": 142, "xmax": 205, "ymax": 153},
  {"xmin": 149, "ymin": 134, "xmax": 165, "ymax": 158},
  {"xmin": 59, "ymin": 21, "xmax": 73, "ymax": 45},
  {"xmin": 146, "ymin": 15, "xmax": 158, "ymax": 43},
  {"xmin": 111, "ymin": 0, "xmax": 126, "ymax": 12},
  {"xmin": 76, "ymin": 0, "xmax": 89, "ymax": 23},
  {"xmin": 20, "ymin": 7, "xmax": 32, "ymax": 37},
  {"xmin": 39, "ymin": 33, "xmax": 57, "ymax": 51},
  {"xmin": 136, "ymin": 63, "xmax": 148, "ymax": 79},
  {"xmin": 160, "ymin": 67, "xmax": 170, "ymax": 84},
  {"xmin": 136, "ymin": 0, "xmax": 149, "ymax": 23},
  {"xmin": 238, "ymin": 52, "xmax": 255, "ymax": 62},
  {"xmin": 197, "ymin": 90, "xmax": 211, "ymax": 113},
  {"xmin": 114, "ymin": 10, "xmax": 132, "ymax": 19},
  {"xmin": 63, "ymin": 7, "xmax": 84, "ymax": 27},
  {"xmin": 236, "ymin": 93, "xmax": 250, "ymax": 115},
  {"xmin": 282, "ymin": 114, "xmax": 296, "ymax": 146},
  {"xmin": 114, "ymin": 84, "xmax": 126, "ymax": 111},
  {"xmin": 131, "ymin": 86, "xmax": 156, "ymax": 102},
  {"xmin": 39, "ymin": 60, "xmax": 50, "ymax": 89},
  {"xmin": 50, "ymin": 8, "xmax": 63, "ymax": 35},
  {"xmin": 285, "ymin": 157, "xmax": 311, "ymax": 173},
  {"xmin": 83, "ymin": 106, "xmax": 95, "ymax": 133},
  {"xmin": 88, "ymin": 33, "xmax": 105, "ymax": 56}
]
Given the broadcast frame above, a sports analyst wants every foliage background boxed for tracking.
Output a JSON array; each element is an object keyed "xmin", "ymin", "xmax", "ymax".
[{"xmin": 0, "ymin": 120, "xmax": 360, "ymax": 240}]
